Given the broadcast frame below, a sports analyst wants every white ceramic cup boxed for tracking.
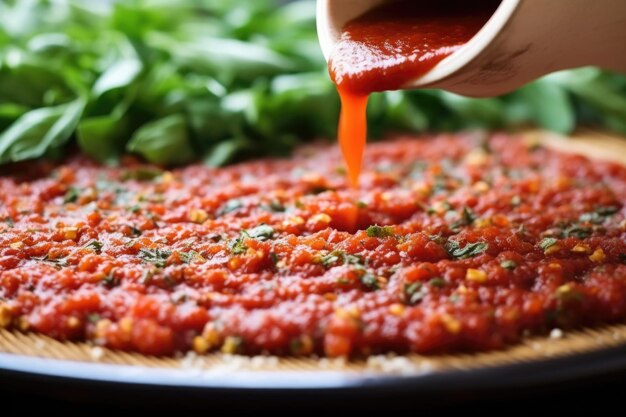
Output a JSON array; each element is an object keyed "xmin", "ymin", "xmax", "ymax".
[{"xmin": 317, "ymin": 0, "xmax": 626, "ymax": 97}]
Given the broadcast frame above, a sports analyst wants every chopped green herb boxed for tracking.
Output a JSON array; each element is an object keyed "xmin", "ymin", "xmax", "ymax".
[
  {"xmin": 128, "ymin": 205, "xmax": 141, "ymax": 213},
  {"xmin": 129, "ymin": 225, "xmax": 142, "ymax": 237},
  {"xmin": 404, "ymin": 282, "xmax": 425, "ymax": 305},
  {"xmin": 539, "ymin": 237, "xmax": 558, "ymax": 251},
  {"xmin": 208, "ymin": 234, "xmax": 222, "ymax": 243},
  {"xmin": 218, "ymin": 199, "xmax": 244, "ymax": 216},
  {"xmin": 230, "ymin": 232, "xmax": 250, "ymax": 255},
  {"xmin": 579, "ymin": 206, "xmax": 620, "ymax": 224},
  {"xmin": 138, "ymin": 248, "xmax": 172, "ymax": 268},
  {"xmin": 447, "ymin": 240, "xmax": 489, "ymax": 259},
  {"xmin": 269, "ymin": 252, "xmax": 279, "ymax": 266},
  {"xmin": 563, "ymin": 225, "xmax": 591, "ymax": 239},
  {"xmin": 429, "ymin": 278, "xmax": 446, "ymax": 288},
  {"xmin": 595, "ymin": 206, "xmax": 620, "ymax": 216},
  {"xmin": 320, "ymin": 250, "xmax": 364, "ymax": 268},
  {"xmin": 63, "ymin": 187, "xmax": 81, "ymax": 204},
  {"xmin": 267, "ymin": 200, "xmax": 286, "ymax": 213},
  {"xmin": 247, "ymin": 224, "xmax": 275, "ymax": 241},
  {"xmin": 451, "ymin": 206, "xmax": 476, "ymax": 231},
  {"xmin": 87, "ymin": 314, "xmax": 101, "ymax": 324},
  {"xmin": 321, "ymin": 251, "xmax": 341, "ymax": 267},
  {"xmin": 343, "ymin": 253, "xmax": 364, "ymax": 266},
  {"xmin": 356, "ymin": 201, "xmax": 368, "ymax": 209},
  {"xmin": 140, "ymin": 269, "xmax": 154, "ymax": 285},
  {"xmin": 428, "ymin": 234, "xmax": 447, "ymax": 245},
  {"xmin": 308, "ymin": 186, "xmax": 332, "ymax": 195},
  {"xmin": 366, "ymin": 225, "xmax": 395, "ymax": 238},
  {"xmin": 289, "ymin": 338, "xmax": 304, "ymax": 355},
  {"xmin": 84, "ymin": 240, "xmax": 103, "ymax": 253},
  {"xmin": 360, "ymin": 272, "xmax": 379, "ymax": 291},
  {"xmin": 171, "ymin": 292, "xmax": 188, "ymax": 304},
  {"xmin": 500, "ymin": 260, "xmax": 517, "ymax": 270},
  {"xmin": 179, "ymin": 250, "xmax": 201, "ymax": 264},
  {"xmin": 163, "ymin": 275, "xmax": 177, "ymax": 287},
  {"xmin": 3, "ymin": 217, "xmax": 14, "ymax": 228},
  {"xmin": 101, "ymin": 272, "xmax": 120, "ymax": 288}
]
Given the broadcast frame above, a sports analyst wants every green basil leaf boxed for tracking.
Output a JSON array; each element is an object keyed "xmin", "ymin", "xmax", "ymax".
[
  {"xmin": 126, "ymin": 114, "xmax": 195, "ymax": 165},
  {"xmin": 77, "ymin": 114, "xmax": 128, "ymax": 165},
  {"xmin": 0, "ymin": 97, "xmax": 85, "ymax": 163},
  {"xmin": 93, "ymin": 58, "xmax": 143, "ymax": 97},
  {"xmin": 517, "ymin": 80, "xmax": 575, "ymax": 133}
]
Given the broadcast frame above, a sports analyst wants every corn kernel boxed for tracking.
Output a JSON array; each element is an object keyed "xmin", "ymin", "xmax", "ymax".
[
  {"xmin": 95, "ymin": 319, "xmax": 112, "ymax": 339},
  {"xmin": 192, "ymin": 335, "xmax": 210, "ymax": 354},
  {"xmin": 474, "ymin": 218, "xmax": 492, "ymax": 228},
  {"xmin": 389, "ymin": 303, "xmax": 405, "ymax": 316},
  {"xmin": 16, "ymin": 316, "xmax": 30, "ymax": 331},
  {"xmin": 465, "ymin": 148, "xmax": 489, "ymax": 166},
  {"xmin": 119, "ymin": 317, "xmax": 133, "ymax": 335},
  {"xmin": 66, "ymin": 316, "xmax": 80, "ymax": 329},
  {"xmin": 589, "ymin": 248, "xmax": 606, "ymax": 263},
  {"xmin": 202, "ymin": 323, "xmax": 221, "ymax": 349},
  {"xmin": 221, "ymin": 336, "xmax": 242, "ymax": 354},
  {"xmin": 0, "ymin": 304, "xmax": 12, "ymax": 328},
  {"xmin": 381, "ymin": 192, "xmax": 393, "ymax": 201},
  {"xmin": 544, "ymin": 244, "xmax": 561, "ymax": 256},
  {"xmin": 472, "ymin": 181, "xmax": 490, "ymax": 193},
  {"xmin": 9, "ymin": 241, "xmax": 23, "ymax": 250},
  {"xmin": 63, "ymin": 227, "xmax": 79, "ymax": 240},
  {"xmin": 160, "ymin": 171, "xmax": 174, "ymax": 184},
  {"xmin": 308, "ymin": 213, "xmax": 332, "ymax": 225},
  {"xmin": 441, "ymin": 313, "xmax": 462, "ymax": 334},
  {"xmin": 557, "ymin": 284, "xmax": 572, "ymax": 294},
  {"xmin": 571, "ymin": 244, "xmax": 591, "ymax": 253},
  {"xmin": 189, "ymin": 208, "xmax": 209, "ymax": 224},
  {"xmin": 284, "ymin": 216, "xmax": 305, "ymax": 226},
  {"xmin": 376, "ymin": 276, "xmax": 388, "ymax": 288},
  {"xmin": 466, "ymin": 268, "xmax": 487, "ymax": 283},
  {"xmin": 347, "ymin": 305, "xmax": 361, "ymax": 319}
]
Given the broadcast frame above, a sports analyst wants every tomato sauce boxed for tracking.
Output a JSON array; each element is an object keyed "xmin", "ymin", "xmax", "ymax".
[
  {"xmin": 0, "ymin": 133, "xmax": 625, "ymax": 357},
  {"xmin": 329, "ymin": 0, "xmax": 500, "ymax": 185}
]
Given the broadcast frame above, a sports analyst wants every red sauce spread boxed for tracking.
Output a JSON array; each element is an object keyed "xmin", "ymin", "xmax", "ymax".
[
  {"xmin": 1, "ymin": 133, "xmax": 625, "ymax": 357},
  {"xmin": 329, "ymin": 0, "xmax": 500, "ymax": 185}
]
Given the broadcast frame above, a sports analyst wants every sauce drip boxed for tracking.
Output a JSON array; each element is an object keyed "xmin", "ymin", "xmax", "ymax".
[{"xmin": 329, "ymin": 0, "xmax": 500, "ymax": 185}]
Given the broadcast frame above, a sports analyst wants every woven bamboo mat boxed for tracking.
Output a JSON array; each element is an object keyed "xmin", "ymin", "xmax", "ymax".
[
  {"xmin": 1, "ymin": 130, "xmax": 625, "ymax": 377},
  {"xmin": 2, "ymin": 325, "xmax": 626, "ymax": 375}
]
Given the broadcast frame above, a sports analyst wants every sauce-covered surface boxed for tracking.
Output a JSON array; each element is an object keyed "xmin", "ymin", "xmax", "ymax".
[
  {"xmin": 330, "ymin": 0, "xmax": 500, "ymax": 185},
  {"xmin": 0, "ymin": 133, "xmax": 625, "ymax": 357}
]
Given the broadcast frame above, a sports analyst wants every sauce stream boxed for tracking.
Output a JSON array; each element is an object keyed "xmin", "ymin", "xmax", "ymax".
[{"xmin": 329, "ymin": 0, "xmax": 500, "ymax": 185}]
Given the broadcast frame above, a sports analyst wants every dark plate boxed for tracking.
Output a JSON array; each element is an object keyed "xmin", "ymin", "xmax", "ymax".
[{"xmin": 2, "ymin": 343, "xmax": 626, "ymax": 394}]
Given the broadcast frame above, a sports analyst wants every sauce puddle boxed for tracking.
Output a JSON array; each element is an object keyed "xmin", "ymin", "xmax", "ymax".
[{"xmin": 329, "ymin": 0, "xmax": 500, "ymax": 185}]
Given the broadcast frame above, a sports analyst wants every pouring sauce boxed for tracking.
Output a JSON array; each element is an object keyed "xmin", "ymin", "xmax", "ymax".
[{"xmin": 329, "ymin": 0, "xmax": 500, "ymax": 185}]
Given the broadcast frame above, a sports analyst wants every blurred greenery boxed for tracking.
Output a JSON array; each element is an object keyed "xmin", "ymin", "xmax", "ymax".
[{"xmin": 0, "ymin": 0, "xmax": 625, "ymax": 166}]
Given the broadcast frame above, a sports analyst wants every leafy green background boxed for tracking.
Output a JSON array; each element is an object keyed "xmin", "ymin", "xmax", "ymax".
[{"xmin": 0, "ymin": 0, "xmax": 625, "ymax": 167}]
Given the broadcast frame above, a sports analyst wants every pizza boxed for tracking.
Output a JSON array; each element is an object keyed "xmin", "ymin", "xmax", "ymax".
[{"xmin": 0, "ymin": 132, "xmax": 625, "ymax": 357}]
